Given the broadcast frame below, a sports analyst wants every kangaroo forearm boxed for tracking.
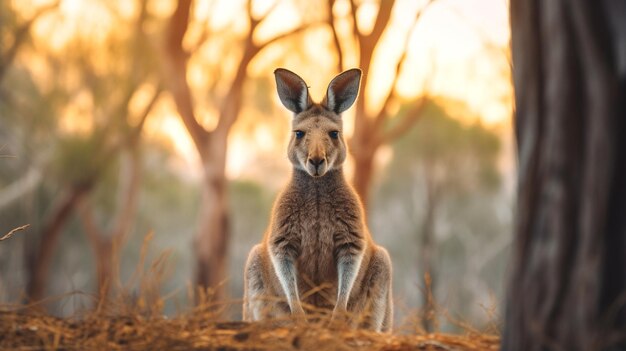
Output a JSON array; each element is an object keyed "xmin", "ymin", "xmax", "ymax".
[
  {"xmin": 335, "ymin": 247, "xmax": 364, "ymax": 309},
  {"xmin": 269, "ymin": 239, "xmax": 302, "ymax": 311},
  {"xmin": 272, "ymin": 256, "xmax": 300, "ymax": 307}
]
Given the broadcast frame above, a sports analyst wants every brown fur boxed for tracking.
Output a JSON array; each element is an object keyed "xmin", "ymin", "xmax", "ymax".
[{"xmin": 243, "ymin": 69, "xmax": 392, "ymax": 332}]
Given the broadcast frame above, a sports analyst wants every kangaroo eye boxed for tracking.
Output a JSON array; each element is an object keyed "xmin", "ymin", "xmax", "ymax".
[
  {"xmin": 329, "ymin": 131, "xmax": 339, "ymax": 139},
  {"xmin": 295, "ymin": 131, "xmax": 305, "ymax": 139}
]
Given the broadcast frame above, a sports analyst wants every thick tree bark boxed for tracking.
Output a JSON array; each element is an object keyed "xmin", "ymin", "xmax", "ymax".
[{"xmin": 503, "ymin": 1, "xmax": 626, "ymax": 350}]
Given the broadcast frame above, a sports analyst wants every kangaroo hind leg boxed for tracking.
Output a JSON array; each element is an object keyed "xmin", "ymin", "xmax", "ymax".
[
  {"xmin": 243, "ymin": 244, "xmax": 268, "ymax": 321},
  {"xmin": 352, "ymin": 246, "xmax": 393, "ymax": 332},
  {"xmin": 243, "ymin": 244, "xmax": 290, "ymax": 321}
]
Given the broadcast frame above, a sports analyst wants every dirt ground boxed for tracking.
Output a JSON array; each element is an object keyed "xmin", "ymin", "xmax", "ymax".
[{"xmin": 0, "ymin": 309, "xmax": 499, "ymax": 351}]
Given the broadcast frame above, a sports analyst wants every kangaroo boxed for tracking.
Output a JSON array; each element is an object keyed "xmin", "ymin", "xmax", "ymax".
[{"xmin": 243, "ymin": 68, "xmax": 393, "ymax": 332}]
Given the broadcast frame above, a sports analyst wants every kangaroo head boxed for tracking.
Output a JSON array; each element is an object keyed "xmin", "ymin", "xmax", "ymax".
[{"xmin": 274, "ymin": 68, "xmax": 361, "ymax": 177}]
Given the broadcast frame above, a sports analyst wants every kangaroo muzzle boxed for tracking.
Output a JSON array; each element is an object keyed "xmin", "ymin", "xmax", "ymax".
[
  {"xmin": 306, "ymin": 153, "xmax": 327, "ymax": 177},
  {"xmin": 304, "ymin": 137, "xmax": 328, "ymax": 176}
]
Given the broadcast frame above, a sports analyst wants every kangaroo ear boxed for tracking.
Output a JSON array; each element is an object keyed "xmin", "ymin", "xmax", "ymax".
[
  {"xmin": 274, "ymin": 68, "xmax": 312, "ymax": 113},
  {"xmin": 323, "ymin": 68, "xmax": 361, "ymax": 114}
]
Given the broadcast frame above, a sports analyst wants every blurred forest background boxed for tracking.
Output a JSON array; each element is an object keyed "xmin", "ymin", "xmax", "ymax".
[{"xmin": 0, "ymin": 0, "xmax": 513, "ymax": 332}]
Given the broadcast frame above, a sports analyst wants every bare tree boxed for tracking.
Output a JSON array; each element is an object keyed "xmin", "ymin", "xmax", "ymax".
[
  {"xmin": 503, "ymin": 0, "xmax": 626, "ymax": 350},
  {"xmin": 25, "ymin": 1, "xmax": 159, "ymax": 302},
  {"xmin": 163, "ymin": 0, "xmax": 314, "ymax": 301},
  {"xmin": 25, "ymin": 87, "xmax": 160, "ymax": 302},
  {"xmin": 77, "ymin": 89, "xmax": 160, "ymax": 300},
  {"xmin": 25, "ymin": 184, "xmax": 90, "ymax": 302},
  {"xmin": 326, "ymin": 0, "xmax": 434, "ymax": 207}
]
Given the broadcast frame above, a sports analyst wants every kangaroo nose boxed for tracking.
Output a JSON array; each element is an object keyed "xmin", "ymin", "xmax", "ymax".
[{"xmin": 308, "ymin": 157, "xmax": 325, "ymax": 167}]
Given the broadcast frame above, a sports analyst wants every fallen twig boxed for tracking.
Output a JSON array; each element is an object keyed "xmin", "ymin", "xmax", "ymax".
[{"xmin": 0, "ymin": 224, "xmax": 30, "ymax": 241}]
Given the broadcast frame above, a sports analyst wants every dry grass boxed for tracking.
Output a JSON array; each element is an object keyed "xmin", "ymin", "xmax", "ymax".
[
  {"xmin": 0, "ymin": 305, "xmax": 499, "ymax": 351},
  {"xmin": 0, "ymin": 233, "xmax": 499, "ymax": 350}
]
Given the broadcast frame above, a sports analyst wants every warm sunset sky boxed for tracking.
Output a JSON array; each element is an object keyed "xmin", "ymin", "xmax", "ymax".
[{"xmin": 14, "ymin": 0, "xmax": 512, "ymax": 182}]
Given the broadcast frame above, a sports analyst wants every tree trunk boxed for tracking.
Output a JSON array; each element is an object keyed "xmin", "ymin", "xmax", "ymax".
[
  {"xmin": 95, "ymin": 238, "xmax": 114, "ymax": 297},
  {"xmin": 503, "ymin": 1, "xmax": 626, "ymax": 350},
  {"xmin": 80, "ymin": 148, "xmax": 142, "ymax": 300},
  {"xmin": 26, "ymin": 185, "xmax": 90, "ymax": 302},
  {"xmin": 351, "ymin": 149, "xmax": 376, "ymax": 209},
  {"xmin": 419, "ymin": 171, "xmax": 439, "ymax": 332},
  {"xmin": 194, "ymin": 132, "xmax": 230, "ymax": 303},
  {"xmin": 349, "ymin": 34, "xmax": 377, "ymax": 208}
]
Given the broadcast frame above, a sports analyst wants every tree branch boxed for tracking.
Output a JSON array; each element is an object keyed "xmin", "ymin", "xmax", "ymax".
[
  {"xmin": 0, "ymin": 1, "xmax": 60, "ymax": 82},
  {"xmin": 252, "ymin": 24, "xmax": 319, "ymax": 55},
  {"xmin": 216, "ymin": 3, "xmax": 318, "ymax": 134},
  {"xmin": 373, "ymin": 0, "xmax": 436, "ymax": 133},
  {"xmin": 78, "ymin": 201, "xmax": 104, "ymax": 246},
  {"xmin": 188, "ymin": 0, "xmax": 220, "ymax": 54},
  {"xmin": 92, "ymin": 83, "xmax": 160, "ymax": 177},
  {"xmin": 327, "ymin": 0, "xmax": 344, "ymax": 72},
  {"xmin": 348, "ymin": 0, "xmax": 362, "ymax": 42},
  {"xmin": 379, "ymin": 97, "xmax": 428, "ymax": 144},
  {"xmin": 127, "ymin": 85, "xmax": 163, "ymax": 146},
  {"xmin": 246, "ymin": 0, "xmax": 280, "ymax": 34},
  {"xmin": 363, "ymin": 0, "xmax": 395, "ymax": 47},
  {"xmin": 246, "ymin": 0, "xmax": 260, "ymax": 29},
  {"xmin": 26, "ymin": 185, "xmax": 90, "ymax": 301},
  {"xmin": 249, "ymin": 0, "xmax": 280, "ymax": 27},
  {"xmin": 109, "ymin": 148, "xmax": 141, "ymax": 246},
  {"xmin": 247, "ymin": 0, "xmax": 310, "ymax": 55},
  {"xmin": 164, "ymin": 0, "xmax": 210, "ymax": 150},
  {"xmin": 166, "ymin": 0, "xmax": 192, "ymax": 61},
  {"xmin": 350, "ymin": 0, "xmax": 396, "ymax": 145}
]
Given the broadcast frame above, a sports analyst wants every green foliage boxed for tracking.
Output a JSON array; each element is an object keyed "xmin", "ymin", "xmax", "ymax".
[
  {"xmin": 371, "ymin": 97, "xmax": 510, "ymax": 330},
  {"xmin": 384, "ymin": 98, "xmax": 501, "ymax": 195},
  {"xmin": 50, "ymin": 135, "xmax": 105, "ymax": 186}
]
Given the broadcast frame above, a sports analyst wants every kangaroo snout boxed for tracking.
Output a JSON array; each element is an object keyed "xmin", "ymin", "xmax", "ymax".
[
  {"xmin": 308, "ymin": 156, "xmax": 325, "ymax": 167},
  {"xmin": 307, "ymin": 155, "xmax": 327, "ymax": 176}
]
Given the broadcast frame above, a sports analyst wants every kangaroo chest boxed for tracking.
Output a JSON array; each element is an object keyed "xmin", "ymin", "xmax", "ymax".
[
  {"xmin": 272, "ymin": 171, "xmax": 364, "ymax": 306},
  {"xmin": 294, "ymin": 192, "xmax": 343, "ymax": 283}
]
